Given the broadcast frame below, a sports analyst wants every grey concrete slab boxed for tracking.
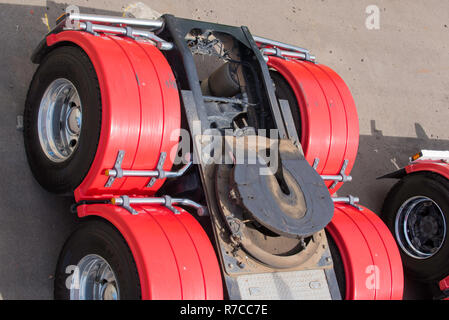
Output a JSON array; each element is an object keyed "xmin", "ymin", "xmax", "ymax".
[{"xmin": 0, "ymin": 0, "xmax": 447, "ymax": 299}]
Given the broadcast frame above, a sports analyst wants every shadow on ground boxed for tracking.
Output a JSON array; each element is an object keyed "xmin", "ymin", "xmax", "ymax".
[
  {"xmin": 340, "ymin": 120, "xmax": 449, "ymax": 213},
  {"xmin": 0, "ymin": 0, "xmax": 446, "ymax": 300},
  {"xmin": 0, "ymin": 1, "xmax": 121, "ymax": 300}
]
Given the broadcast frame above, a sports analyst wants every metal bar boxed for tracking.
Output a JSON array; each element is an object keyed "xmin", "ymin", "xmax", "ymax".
[
  {"xmin": 113, "ymin": 197, "xmax": 164, "ymax": 205},
  {"xmin": 78, "ymin": 22, "xmax": 173, "ymax": 50},
  {"xmin": 107, "ymin": 169, "xmax": 158, "ymax": 178},
  {"xmin": 171, "ymin": 198, "xmax": 208, "ymax": 216},
  {"xmin": 332, "ymin": 195, "xmax": 362, "ymax": 210},
  {"xmin": 278, "ymin": 99, "xmax": 300, "ymax": 147},
  {"xmin": 332, "ymin": 196, "xmax": 359, "ymax": 203},
  {"xmin": 253, "ymin": 35, "xmax": 310, "ymax": 54},
  {"xmin": 69, "ymin": 13, "xmax": 163, "ymax": 29},
  {"xmin": 112, "ymin": 196, "xmax": 208, "ymax": 216},
  {"xmin": 105, "ymin": 151, "xmax": 192, "ymax": 187},
  {"xmin": 314, "ymin": 159, "xmax": 351, "ymax": 187},
  {"xmin": 261, "ymin": 48, "xmax": 316, "ymax": 62},
  {"xmin": 321, "ymin": 175, "xmax": 353, "ymax": 182},
  {"xmin": 106, "ymin": 161, "xmax": 192, "ymax": 178}
]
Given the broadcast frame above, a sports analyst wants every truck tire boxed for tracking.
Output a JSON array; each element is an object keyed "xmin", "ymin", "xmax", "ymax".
[
  {"xmin": 24, "ymin": 46, "xmax": 101, "ymax": 194},
  {"xmin": 54, "ymin": 219, "xmax": 141, "ymax": 300},
  {"xmin": 40, "ymin": 31, "xmax": 181, "ymax": 200},
  {"xmin": 382, "ymin": 172, "xmax": 449, "ymax": 282}
]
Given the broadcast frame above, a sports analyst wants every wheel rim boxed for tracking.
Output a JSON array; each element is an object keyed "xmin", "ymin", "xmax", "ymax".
[
  {"xmin": 38, "ymin": 78, "xmax": 82, "ymax": 162},
  {"xmin": 70, "ymin": 254, "xmax": 120, "ymax": 300},
  {"xmin": 395, "ymin": 196, "xmax": 446, "ymax": 260}
]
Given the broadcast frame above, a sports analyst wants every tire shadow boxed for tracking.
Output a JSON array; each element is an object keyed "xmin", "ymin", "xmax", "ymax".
[{"xmin": 0, "ymin": 0, "xmax": 122, "ymax": 300}]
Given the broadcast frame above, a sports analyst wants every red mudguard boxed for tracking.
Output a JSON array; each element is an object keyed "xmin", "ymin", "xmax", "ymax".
[
  {"xmin": 46, "ymin": 31, "xmax": 181, "ymax": 201},
  {"xmin": 77, "ymin": 204, "xmax": 223, "ymax": 300},
  {"xmin": 405, "ymin": 160, "xmax": 449, "ymax": 180},
  {"xmin": 267, "ymin": 57, "xmax": 359, "ymax": 194},
  {"xmin": 326, "ymin": 204, "xmax": 404, "ymax": 300}
]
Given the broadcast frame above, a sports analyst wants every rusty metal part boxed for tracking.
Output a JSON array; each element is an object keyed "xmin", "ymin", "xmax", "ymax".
[{"xmin": 215, "ymin": 162, "xmax": 325, "ymax": 269}]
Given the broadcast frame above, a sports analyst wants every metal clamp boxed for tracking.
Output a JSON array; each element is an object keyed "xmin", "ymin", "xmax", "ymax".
[
  {"xmin": 147, "ymin": 152, "xmax": 166, "ymax": 188},
  {"xmin": 84, "ymin": 21, "xmax": 98, "ymax": 36},
  {"xmin": 314, "ymin": 159, "xmax": 352, "ymax": 188},
  {"xmin": 254, "ymin": 35, "xmax": 316, "ymax": 63},
  {"xmin": 162, "ymin": 195, "xmax": 180, "ymax": 215},
  {"xmin": 104, "ymin": 151, "xmax": 192, "ymax": 188},
  {"xmin": 67, "ymin": 20, "xmax": 173, "ymax": 50},
  {"xmin": 117, "ymin": 195, "xmax": 138, "ymax": 215},
  {"xmin": 111, "ymin": 195, "xmax": 208, "ymax": 216},
  {"xmin": 332, "ymin": 195, "xmax": 362, "ymax": 211},
  {"xmin": 105, "ymin": 150, "xmax": 125, "ymax": 187},
  {"xmin": 67, "ymin": 12, "xmax": 164, "ymax": 30},
  {"xmin": 261, "ymin": 47, "xmax": 315, "ymax": 62},
  {"xmin": 125, "ymin": 26, "xmax": 136, "ymax": 40}
]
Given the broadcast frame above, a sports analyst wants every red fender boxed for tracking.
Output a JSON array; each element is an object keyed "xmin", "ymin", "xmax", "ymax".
[
  {"xmin": 326, "ymin": 204, "xmax": 404, "ymax": 300},
  {"xmin": 267, "ymin": 57, "xmax": 359, "ymax": 194},
  {"xmin": 46, "ymin": 31, "xmax": 180, "ymax": 200},
  {"xmin": 405, "ymin": 160, "xmax": 449, "ymax": 181},
  {"xmin": 77, "ymin": 204, "xmax": 223, "ymax": 300},
  {"xmin": 439, "ymin": 275, "xmax": 449, "ymax": 299}
]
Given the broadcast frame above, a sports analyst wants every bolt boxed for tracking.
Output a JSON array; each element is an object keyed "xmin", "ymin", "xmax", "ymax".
[
  {"xmin": 228, "ymin": 263, "xmax": 234, "ymax": 269},
  {"xmin": 229, "ymin": 188, "xmax": 238, "ymax": 200}
]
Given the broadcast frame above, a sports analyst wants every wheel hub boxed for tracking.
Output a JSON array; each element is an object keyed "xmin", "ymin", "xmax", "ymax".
[
  {"xmin": 396, "ymin": 196, "xmax": 446, "ymax": 259},
  {"xmin": 67, "ymin": 106, "xmax": 82, "ymax": 135},
  {"xmin": 418, "ymin": 215, "xmax": 439, "ymax": 237},
  {"xmin": 101, "ymin": 281, "xmax": 119, "ymax": 300},
  {"xmin": 37, "ymin": 78, "xmax": 82, "ymax": 162},
  {"xmin": 70, "ymin": 254, "xmax": 120, "ymax": 300}
]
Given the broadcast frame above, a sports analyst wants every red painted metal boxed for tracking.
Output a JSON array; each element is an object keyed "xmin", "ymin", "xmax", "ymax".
[
  {"xmin": 405, "ymin": 160, "xmax": 449, "ymax": 181},
  {"xmin": 440, "ymin": 275, "xmax": 449, "ymax": 291},
  {"xmin": 267, "ymin": 57, "xmax": 359, "ymax": 194},
  {"xmin": 326, "ymin": 204, "xmax": 404, "ymax": 300},
  {"xmin": 439, "ymin": 276, "xmax": 449, "ymax": 300},
  {"xmin": 46, "ymin": 31, "xmax": 181, "ymax": 201},
  {"xmin": 77, "ymin": 204, "xmax": 223, "ymax": 300}
]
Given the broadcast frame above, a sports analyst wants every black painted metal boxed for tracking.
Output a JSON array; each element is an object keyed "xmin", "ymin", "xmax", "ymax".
[
  {"xmin": 233, "ymin": 142, "xmax": 334, "ymax": 237},
  {"xmin": 160, "ymin": 15, "xmax": 288, "ymax": 136}
]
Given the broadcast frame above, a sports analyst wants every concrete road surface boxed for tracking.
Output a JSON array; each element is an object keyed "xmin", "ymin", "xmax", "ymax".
[{"xmin": 0, "ymin": 0, "xmax": 448, "ymax": 299}]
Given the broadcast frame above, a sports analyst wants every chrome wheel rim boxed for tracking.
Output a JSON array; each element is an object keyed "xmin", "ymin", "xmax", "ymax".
[
  {"xmin": 38, "ymin": 78, "xmax": 82, "ymax": 162},
  {"xmin": 395, "ymin": 196, "xmax": 446, "ymax": 259},
  {"xmin": 70, "ymin": 254, "xmax": 120, "ymax": 300}
]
